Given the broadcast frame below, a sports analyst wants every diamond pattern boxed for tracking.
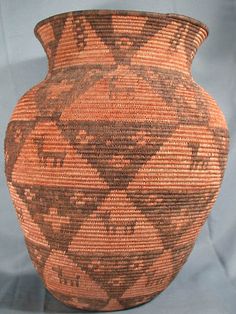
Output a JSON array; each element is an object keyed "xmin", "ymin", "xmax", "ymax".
[
  {"xmin": 5, "ymin": 10, "xmax": 229, "ymax": 312},
  {"xmin": 4, "ymin": 121, "xmax": 36, "ymax": 182},
  {"xmin": 127, "ymin": 189, "xmax": 217, "ymax": 249},
  {"xmin": 85, "ymin": 14, "xmax": 169, "ymax": 65},
  {"xmin": 15, "ymin": 184, "xmax": 109, "ymax": 251}
]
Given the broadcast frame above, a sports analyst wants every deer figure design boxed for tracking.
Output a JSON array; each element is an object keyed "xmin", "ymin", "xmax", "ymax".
[
  {"xmin": 34, "ymin": 135, "xmax": 66, "ymax": 167},
  {"xmin": 52, "ymin": 266, "xmax": 80, "ymax": 287},
  {"xmin": 109, "ymin": 76, "xmax": 135, "ymax": 100},
  {"xmin": 97, "ymin": 211, "xmax": 137, "ymax": 235},
  {"xmin": 188, "ymin": 142, "xmax": 211, "ymax": 170}
]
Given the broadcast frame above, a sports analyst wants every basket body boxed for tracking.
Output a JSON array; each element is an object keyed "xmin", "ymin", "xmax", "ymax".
[{"xmin": 4, "ymin": 10, "xmax": 229, "ymax": 311}]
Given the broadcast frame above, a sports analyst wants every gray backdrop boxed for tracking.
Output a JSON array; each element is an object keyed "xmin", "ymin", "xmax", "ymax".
[{"xmin": 0, "ymin": 1, "xmax": 235, "ymax": 313}]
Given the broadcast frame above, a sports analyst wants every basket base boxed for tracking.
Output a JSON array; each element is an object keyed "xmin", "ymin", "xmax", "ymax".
[{"xmin": 48, "ymin": 288, "xmax": 159, "ymax": 312}]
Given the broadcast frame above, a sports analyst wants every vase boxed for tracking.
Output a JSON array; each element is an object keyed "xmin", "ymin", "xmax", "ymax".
[{"xmin": 4, "ymin": 10, "xmax": 229, "ymax": 312}]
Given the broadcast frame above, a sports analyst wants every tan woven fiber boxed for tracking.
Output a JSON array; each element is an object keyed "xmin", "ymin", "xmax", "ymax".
[{"xmin": 4, "ymin": 10, "xmax": 229, "ymax": 311}]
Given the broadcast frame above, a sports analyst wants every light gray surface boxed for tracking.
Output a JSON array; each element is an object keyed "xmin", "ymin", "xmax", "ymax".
[{"xmin": 0, "ymin": 0, "xmax": 236, "ymax": 313}]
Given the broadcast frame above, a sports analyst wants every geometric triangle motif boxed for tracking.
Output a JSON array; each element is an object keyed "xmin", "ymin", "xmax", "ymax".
[
  {"xmin": 127, "ymin": 188, "xmax": 217, "ymax": 249},
  {"xmin": 8, "ymin": 182, "xmax": 49, "ymax": 246},
  {"xmin": 85, "ymin": 15, "xmax": 170, "ymax": 65},
  {"xmin": 132, "ymin": 65, "xmax": 210, "ymax": 127},
  {"xmin": 43, "ymin": 249, "xmax": 109, "ymax": 311},
  {"xmin": 15, "ymin": 184, "xmax": 109, "ymax": 252},
  {"xmin": 59, "ymin": 65, "xmax": 178, "ymax": 123},
  {"xmin": 102, "ymin": 299, "xmax": 123, "ymax": 311},
  {"xmin": 57, "ymin": 120, "xmax": 177, "ymax": 190},
  {"xmin": 68, "ymin": 250, "xmax": 161, "ymax": 299},
  {"xmin": 175, "ymin": 81, "xmax": 210, "ymax": 126},
  {"xmin": 51, "ymin": 290, "xmax": 109, "ymax": 312},
  {"xmin": 7, "ymin": 11, "xmax": 229, "ymax": 312},
  {"xmin": 119, "ymin": 249, "xmax": 175, "ymax": 308},
  {"xmin": 34, "ymin": 65, "xmax": 112, "ymax": 120},
  {"xmin": 53, "ymin": 15, "xmax": 84, "ymax": 67},
  {"xmin": 121, "ymin": 249, "xmax": 174, "ymax": 299},
  {"xmin": 11, "ymin": 120, "xmax": 108, "ymax": 189},
  {"xmin": 67, "ymin": 189, "xmax": 164, "ymax": 256},
  {"xmin": 132, "ymin": 65, "xmax": 181, "ymax": 106},
  {"xmin": 25, "ymin": 237, "xmax": 51, "ymax": 278},
  {"xmin": 4, "ymin": 120, "xmax": 36, "ymax": 182},
  {"xmin": 36, "ymin": 16, "xmax": 67, "ymax": 71}
]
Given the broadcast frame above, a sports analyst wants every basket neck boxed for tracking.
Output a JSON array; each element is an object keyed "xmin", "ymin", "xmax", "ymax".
[{"xmin": 35, "ymin": 11, "xmax": 208, "ymax": 75}]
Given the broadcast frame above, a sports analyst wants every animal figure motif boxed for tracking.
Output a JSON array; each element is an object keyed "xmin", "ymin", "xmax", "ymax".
[
  {"xmin": 97, "ymin": 211, "xmax": 137, "ymax": 235},
  {"xmin": 188, "ymin": 142, "xmax": 211, "ymax": 170},
  {"xmin": 52, "ymin": 266, "xmax": 80, "ymax": 287},
  {"xmin": 34, "ymin": 135, "xmax": 66, "ymax": 167}
]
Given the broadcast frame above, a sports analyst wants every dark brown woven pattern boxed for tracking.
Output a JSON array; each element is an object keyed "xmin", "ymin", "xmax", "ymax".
[{"xmin": 4, "ymin": 10, "xmax": 229, "ymax": 311}]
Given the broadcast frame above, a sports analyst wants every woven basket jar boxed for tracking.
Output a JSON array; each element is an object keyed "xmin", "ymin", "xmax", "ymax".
[{"xmin": 5, "ymin": 10, "xmax": 229, "ymax": 312}]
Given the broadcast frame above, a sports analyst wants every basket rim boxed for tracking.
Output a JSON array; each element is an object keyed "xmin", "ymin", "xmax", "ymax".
[{"xmin": 34, "ymin": 9, "xmax": 209, "ymax": 36}]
